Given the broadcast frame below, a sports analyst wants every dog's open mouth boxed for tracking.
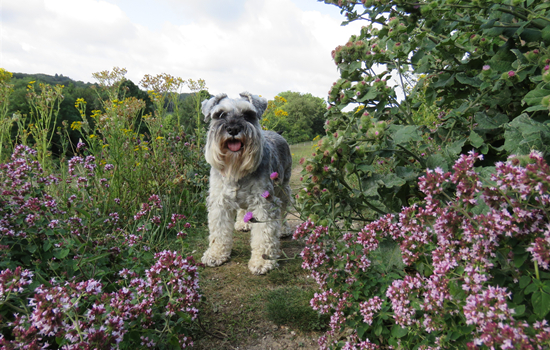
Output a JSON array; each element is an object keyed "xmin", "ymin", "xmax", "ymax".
[{"xmin": 226, "ymin": 139, "xmax": 243, "ymax": 152}]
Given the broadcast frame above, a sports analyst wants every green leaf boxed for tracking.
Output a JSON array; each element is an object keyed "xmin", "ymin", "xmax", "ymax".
[
  {"xmin": 432, "ymin": 73, "xmax": 455, "ymax": 88},
  {"xmin": 532, "ymin": 290, "xmax": 550, "ymax": 318},
  {"xmin": 74, "ymin": 208, "xmax": 91, "ymax": 219},
  {"xmin": 475, "ymin": 113, "xmax": 508, "ymax": 129},
  {"xmin": 514, "ymin": 253, "xmax": 529, "ymax": 268},
  {"xmin": 525, "ymin": 283, "xmax": 538, "ymax": 295},
  {"xmin": 374, "ymin": 324, "xmax": 383, "ymax": 336},
  {"xmin": 456, "ymin": 73, "xmax": 481, "ymax": 87},
  {"xmin": 446, "ymin": 138, "xmax": 466, "ymax": 156},
  {"xmin": 43, "ymin": 240, "xmax": 52, "ymax": 252},
  {"xmin": 523, "ymin": 88, "xmax": 550, "ymax": 106},
  {"xmin": 54, "ymin": 248, "xmax": 70, "ymax": 259},
  {"xmin": 524, "ymin": 105, "xmax": 549, "ymax": 113},
  {"xmin": 519, "ymin": 275, "xmax": 531, "ymax": 289},
  {"xmin": 357, "ymin": 323, "xmax": 369, "ymax": 339},
  {"xmin": 358, "ymin": 88, "xmax": 379, "ymax": 102},
  {"xmin": 513, "ymin": 304, "xmax": 526, "ymax": 317},
  {"xmin": 391, "ymin": 325, "xmax": 408, "ymax": 338},
  {"xmin": 381, "ymin": 174, "xmax": 406, "ymax": 188},
  {"xmin": 468, "ymin": 130, "xmax": 484, "ymax": 148},
  {"xmin": 391, "ymin": 125, "xmax": 421, "ymax": 145},
  {"xmin": 27, "ymin": 244, "xmax": 37, "ymax": 253},
  {"xmin": 543, "ymin": 25, "xmax": 550, "ymax": 41}
]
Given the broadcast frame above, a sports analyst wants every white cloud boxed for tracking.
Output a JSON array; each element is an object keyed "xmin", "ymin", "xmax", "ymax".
[{"xmin": 0, "ymin": 0, "xmax": 363, "ymax": 100}]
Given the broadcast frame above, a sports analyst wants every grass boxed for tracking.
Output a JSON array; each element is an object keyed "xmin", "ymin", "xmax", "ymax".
[
  {"xmin": 290, "ymin": 141, "xmax": 316, "ymax": 168},
  {"xmin": 266, "ymin": 286, "xmax": 329, "ymax": 332}
]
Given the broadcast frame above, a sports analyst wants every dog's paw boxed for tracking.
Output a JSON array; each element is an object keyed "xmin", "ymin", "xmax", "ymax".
[
  {"xmin": 234, "ymin": 220, "xmax": 251, "ymax": 232},
  {"xmin": 202, "ymin": 249, "xmax": 230, "ymax": 267},
  {"xmin": 248, "ymin": 256, "xmax": 278, "ymax": 275}
]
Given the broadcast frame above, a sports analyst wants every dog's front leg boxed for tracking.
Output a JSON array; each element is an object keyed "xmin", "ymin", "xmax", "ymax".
[
  {"xmin": 248, "ymin": 205, "xmax": 281, "ymax": 275},
  {"xmin": 202, "ymin": 197, "xmax": 236, "ymax": 267}
]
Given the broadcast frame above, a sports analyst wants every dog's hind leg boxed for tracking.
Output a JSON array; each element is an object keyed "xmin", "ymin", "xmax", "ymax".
[{"xmin": 202, "ymin": 196, "xmax": 236, "ymax": 267}]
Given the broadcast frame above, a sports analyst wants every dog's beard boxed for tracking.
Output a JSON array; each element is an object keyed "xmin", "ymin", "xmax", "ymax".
[{"xmin": 205, "ymin": 123, "xmax": 263, "ymax": 180}]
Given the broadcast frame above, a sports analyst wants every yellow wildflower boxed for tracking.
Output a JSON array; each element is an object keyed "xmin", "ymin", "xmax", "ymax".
[{"xmin": 70, "ymin": 121, "xmax": 82, "ymax": 131}]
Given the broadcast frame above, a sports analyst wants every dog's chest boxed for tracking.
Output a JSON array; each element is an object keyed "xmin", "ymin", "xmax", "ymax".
[{"xmin": 216, "ymin": 179, "xmax": 256, "ymax": 209}]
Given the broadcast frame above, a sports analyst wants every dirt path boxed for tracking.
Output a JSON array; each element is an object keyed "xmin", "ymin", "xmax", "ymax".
[{"xmin": 190, "ymin": 157, "xmax": 319, "ymax": 350}]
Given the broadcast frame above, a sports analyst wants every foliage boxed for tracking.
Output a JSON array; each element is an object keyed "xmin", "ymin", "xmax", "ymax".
[
  {"xmin": 0, "ymin": 145, "xmax": 200, "ymax": 349},
  {"xmin": 262, "ymin": 91, "xmax": 327, "ymax": 144},
  {"xmin": 26, "ymin": 81, "xmax": 65, "ymax": 168},
  {"xmin": 0, "ymin": 69, "xmax": 16, "ymax": 162},
  {"xmin": 298, "ymin": 0, "xmax": 550, "ymax": 228},
  {"xmin": 295, "ymin": 151, "xmax": 550, "ymax": 349},
  {"xmin": 69, "ymin": 68, "xmax": 210, "ymax": 221}
]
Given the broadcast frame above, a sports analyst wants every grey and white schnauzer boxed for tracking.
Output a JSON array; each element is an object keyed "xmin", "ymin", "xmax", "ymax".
[{"xmin": 201, "ymin": 92, "xmax": 292, "ymax": 275}]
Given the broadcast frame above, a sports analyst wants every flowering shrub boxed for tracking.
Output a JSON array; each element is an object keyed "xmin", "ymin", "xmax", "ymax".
[
  {"xmin": 295, "ymin": 151, "xmax": 550, "ymax": 349},
  {"xmin": 298, "ymin": 0, "xmax": 550, "ymax": 228},
  {"xmin": 0, "ymin": 145, "xmax": 200, "ymax": 348}
]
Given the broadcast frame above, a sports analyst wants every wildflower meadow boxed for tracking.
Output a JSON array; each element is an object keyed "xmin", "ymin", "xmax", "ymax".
[
  {"xmin": 2, "ymin": 0, "xmax": 550, "ymax": 348},
  {"xmin": 0, "ymin": 68, "xmax": 208, "ymax": 348}
]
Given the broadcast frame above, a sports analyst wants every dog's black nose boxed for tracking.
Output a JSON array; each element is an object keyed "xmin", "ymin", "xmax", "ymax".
[{"xmin": 225, "ymin": 124, "xmax": 242, "ymax": 136}]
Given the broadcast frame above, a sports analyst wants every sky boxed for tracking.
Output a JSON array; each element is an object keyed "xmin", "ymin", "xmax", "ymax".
[{"xmin": 0, "ymin": 0, "xmax": 364, "ymax": 101}]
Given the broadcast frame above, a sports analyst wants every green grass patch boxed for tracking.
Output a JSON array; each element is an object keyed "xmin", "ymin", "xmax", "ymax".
[
  {"xmin": 265, "ymin": 286, "xmax": 329, "ymax": 332},
  {"xmin": 290, "ymin": 141, "xmax": 316, "ymax": 167}
]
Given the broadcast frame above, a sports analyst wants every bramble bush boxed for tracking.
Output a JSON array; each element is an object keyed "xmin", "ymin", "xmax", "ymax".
[
  {"xmin": 295, "ymin": 151, "xmax": 550, "ymax": 349},
  {"xmin": 298, "ymin": 0, "xmax": 550, "ymax": 227}
]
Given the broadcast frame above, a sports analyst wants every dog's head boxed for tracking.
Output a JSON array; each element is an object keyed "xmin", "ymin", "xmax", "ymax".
[{"xmin": 202, "ymin": 92, "xmax": 267, "ymax": 180}]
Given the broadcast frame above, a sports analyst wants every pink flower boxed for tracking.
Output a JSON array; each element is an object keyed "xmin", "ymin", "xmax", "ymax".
[
  {"xmin": 508, "ymin": 70, "xmax": 516, "ymax": 77},
  {"xmin": 261, "ymin": 190, "xmax": 270, "ymax": 199},
  {"xmin": 243, "ymin": 212, "xmax": 254, "ymax": 223},
  {"xmin": 270, "ymin": 172, "xmax": 278, "ymax": 180}
]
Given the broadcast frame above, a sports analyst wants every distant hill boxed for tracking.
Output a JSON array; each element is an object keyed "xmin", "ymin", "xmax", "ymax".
[{"xmin": 11, "ymin": 72, "xmax": 95, "ymax": 88}]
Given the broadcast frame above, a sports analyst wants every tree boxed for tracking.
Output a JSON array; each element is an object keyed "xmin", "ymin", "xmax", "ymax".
[{"xmin": 262, "ymin": 91, "xmax": 326, "ymax": 143}]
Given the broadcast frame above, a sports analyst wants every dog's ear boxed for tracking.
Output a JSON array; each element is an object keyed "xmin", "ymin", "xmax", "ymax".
[
  {"xmin": 202, "ymin": 93, "xmax": 228, "ymax": 122},
  {"xmin": 239, "ymin": 92, "xmax": 268, "ymax": 117}
]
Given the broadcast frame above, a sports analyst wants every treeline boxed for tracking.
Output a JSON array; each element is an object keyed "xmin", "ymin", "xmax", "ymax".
[
  {"xmin": 3, "ymin": 72, "xmax": 328, "ymax": 156},
  {"xmin": 4, "ymin": 72, "xmax": 204, "ymax": 157}
]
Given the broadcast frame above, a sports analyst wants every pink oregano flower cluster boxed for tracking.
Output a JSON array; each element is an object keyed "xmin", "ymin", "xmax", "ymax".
[
  {"xmin": 1, "ymin": 251, "xmax": 200, "ymax": 349},
  {"xmin": 294, "ymin": 151, "xmax": 550, "ymax": 349}
]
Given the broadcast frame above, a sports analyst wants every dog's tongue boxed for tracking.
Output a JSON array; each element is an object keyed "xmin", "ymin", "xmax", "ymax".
[{"xmin": 227, "ymin": 140, "xmax": 242, "ymax": 152}]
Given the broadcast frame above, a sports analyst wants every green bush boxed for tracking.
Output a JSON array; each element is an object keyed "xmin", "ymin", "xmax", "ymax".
[{"xmin": 298, "ymin": 0, "xmax": 550, "ymax": 228}]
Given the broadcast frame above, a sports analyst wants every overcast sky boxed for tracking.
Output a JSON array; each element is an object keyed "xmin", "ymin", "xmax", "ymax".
[{"xmin": 1, "ymin": 0, "xmax": 363, "ymax": 101}]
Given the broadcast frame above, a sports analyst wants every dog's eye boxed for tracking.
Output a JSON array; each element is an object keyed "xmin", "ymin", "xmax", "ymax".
[
  {"xmin": 213, "ymin": 111, "xmax": 226, "ymax": 120},
  {"xmin": 242, "ymin": 111, "xmax": 256, "ymax": 122}
]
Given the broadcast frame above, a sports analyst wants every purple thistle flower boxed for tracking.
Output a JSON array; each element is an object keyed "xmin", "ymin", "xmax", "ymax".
[
  {"xmin": 508, "ymin": 70, "xmax": 516, "ymax": 77},
  {"xmin": 243, "ymin": 211, "xmax": 254, "ymax": 223},
  {"xmin": 261, "ymin": 190, "xmax": 270, "ymax": 199},
  {"xmin": 270, "ymin": 172, "xmax": 279, "ymax": 180}
]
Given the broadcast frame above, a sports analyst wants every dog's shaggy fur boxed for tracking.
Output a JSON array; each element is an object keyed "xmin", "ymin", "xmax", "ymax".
[{"xmin": 201, "ymin": 92, "xmax": 292, "ymax": 275}]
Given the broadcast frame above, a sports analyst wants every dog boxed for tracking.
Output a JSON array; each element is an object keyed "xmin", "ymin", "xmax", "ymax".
[{"xmin": 201, "ymin": 92, "xmax": 292, "ymax": 275}]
